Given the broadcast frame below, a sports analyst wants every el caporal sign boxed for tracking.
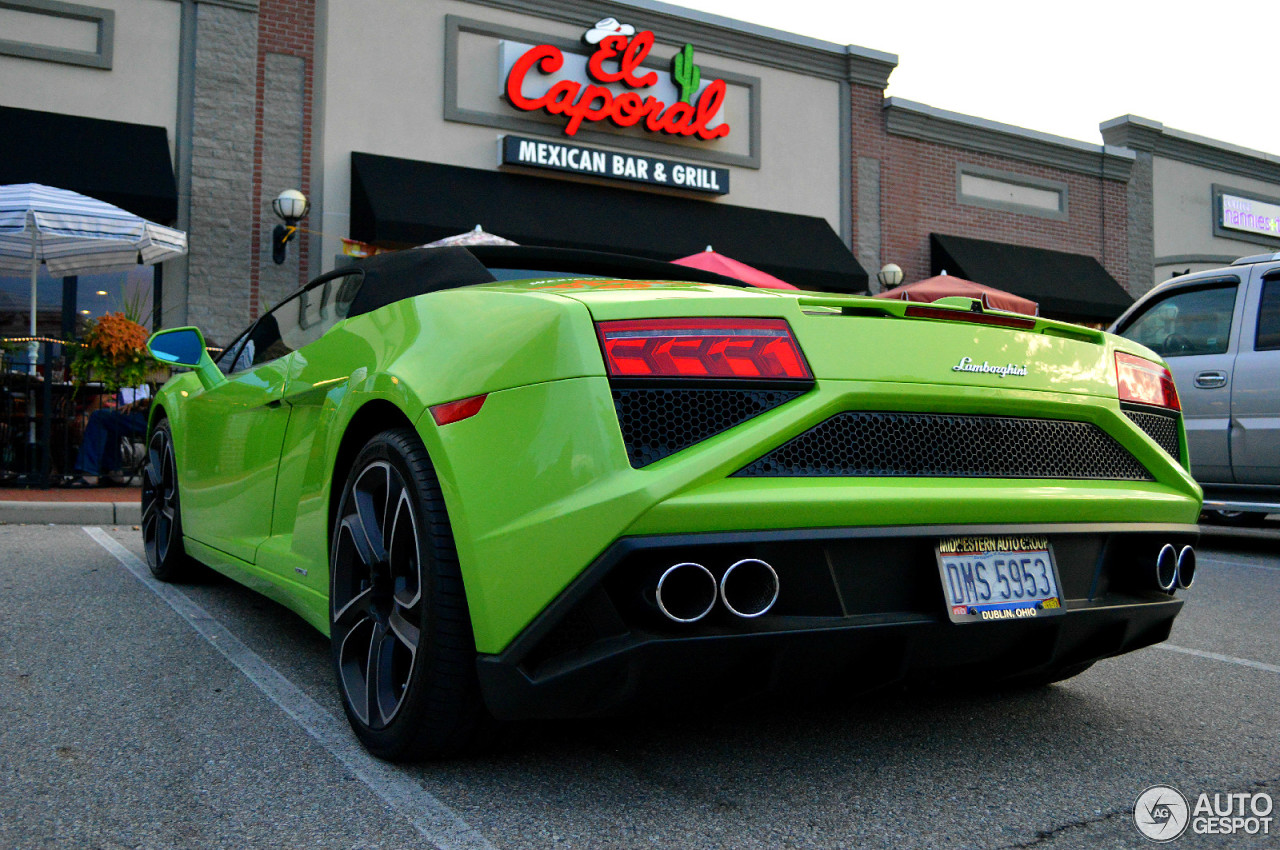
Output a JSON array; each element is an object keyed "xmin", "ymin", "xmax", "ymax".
[{"xmin": 502, "ymin": 18, "xmax": 731, "ymax": 140}]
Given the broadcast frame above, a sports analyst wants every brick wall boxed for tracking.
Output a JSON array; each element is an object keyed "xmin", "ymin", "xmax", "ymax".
[
  {"xmin": 249, "ymin": 0, "xmax": 315, "ymax": 319},
  {"xmin": 850, "ymin": 83, "xmax": 1130, "ymax": 295}
]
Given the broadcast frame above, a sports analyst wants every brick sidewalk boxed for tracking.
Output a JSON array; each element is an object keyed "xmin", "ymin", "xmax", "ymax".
[{"xmin": 0, "ymin": 485, "xmax": 140, "ymax": 503}]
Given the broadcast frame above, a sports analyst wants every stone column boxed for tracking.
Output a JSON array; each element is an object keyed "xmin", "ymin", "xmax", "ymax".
[
  {"xmin": 1100, "ymin": 115, "xmax": 1160, "ymax": 297},
  {"xmin": 856, "ymin": 156, "xmax": 882, "ymax": 291},
  {"xmin": 184, "ymin": 0, "xmax": 259, "ymax": 349}
]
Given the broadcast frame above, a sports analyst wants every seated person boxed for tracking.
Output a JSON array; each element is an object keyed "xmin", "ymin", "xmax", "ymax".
[{"xmin": 67, "ymin": 386, "xmax": 151, "ymax": 487}]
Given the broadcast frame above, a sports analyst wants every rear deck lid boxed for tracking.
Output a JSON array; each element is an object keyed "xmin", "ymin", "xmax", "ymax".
[{"xmin": 511, "ymin": 280, "xmax": 1127, "ymax": 398}]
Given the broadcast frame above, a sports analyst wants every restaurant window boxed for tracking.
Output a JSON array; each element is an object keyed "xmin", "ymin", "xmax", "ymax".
[{"xmin": 0, "ymin": 265, "xmax": 154, "ymax": 343}]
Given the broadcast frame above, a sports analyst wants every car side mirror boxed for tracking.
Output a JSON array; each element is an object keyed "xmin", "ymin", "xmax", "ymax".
[
  {"xmin": 148, "ymin": 327, "xmax": 225, "ymax": 390},
  {"xmin": 149, "ymin": 327, "xmax": 204, "ymax": 366}
]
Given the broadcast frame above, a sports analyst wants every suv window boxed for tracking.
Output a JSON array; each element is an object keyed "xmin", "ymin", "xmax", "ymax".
[
  {"xmin": 1120, "ymin": 284, "xmax": 1237, "ymax": 357},
  {"xmin": 1257, "ymin": 277, "xmax": 1280, "ymax": 351}
]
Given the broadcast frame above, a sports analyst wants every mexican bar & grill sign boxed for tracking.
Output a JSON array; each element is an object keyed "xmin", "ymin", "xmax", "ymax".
[
  {"xmin": 500, "ymin": 18, "xmax": 731, "ymax": 141},
  {"xmin": 501, "ymin": 135, "xmax": 729, "ymax": 195}
]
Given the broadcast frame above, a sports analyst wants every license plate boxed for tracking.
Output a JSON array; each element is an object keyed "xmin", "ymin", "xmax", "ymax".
[{"xmin": 936, "ymin": 535, "xmax": 1065, "ymax": 624}]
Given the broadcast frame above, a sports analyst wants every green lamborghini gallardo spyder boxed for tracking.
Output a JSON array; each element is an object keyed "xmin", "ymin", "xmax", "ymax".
[{"xmin": 143, "ymin": 246, "xmax": 1201, "ymax": 761}]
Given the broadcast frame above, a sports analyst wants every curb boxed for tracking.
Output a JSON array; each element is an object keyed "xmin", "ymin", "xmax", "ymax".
[{"xmin": 0, "ymin": 500, "xmax": 141, "ymax": 525}]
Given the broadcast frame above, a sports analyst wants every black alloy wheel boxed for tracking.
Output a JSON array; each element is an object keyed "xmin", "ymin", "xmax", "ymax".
[
  {"xmin": 141, "ymin": 419, "xmax": 194, "ymax": 581},
  {"xmin": 332, "ymin": 458, "xmax": 422, "ymax": 729},
  {"xmin": 330, "ymin": 428, "xmax": 486, "ymax": 760}
]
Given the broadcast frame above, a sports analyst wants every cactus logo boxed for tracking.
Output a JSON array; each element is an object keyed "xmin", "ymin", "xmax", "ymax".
[
  {"xmin": 504, "ymin": 20, "xmax": 731, "ymax": 141},
  {"xmin": 670, "ymin": 44, "xmax": 700, "ymax": 103}
]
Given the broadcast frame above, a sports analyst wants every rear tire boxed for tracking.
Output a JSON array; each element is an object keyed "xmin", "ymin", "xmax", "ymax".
[
  {"xmin": 329, "ymin": 427, "xmax": 488, "ymax": 760},
  {"xmin": 141, "ymin": 419, "xmax": 197, "ymax": 582}
]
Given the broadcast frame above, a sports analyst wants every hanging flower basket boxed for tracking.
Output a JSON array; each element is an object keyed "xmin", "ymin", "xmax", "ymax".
[{"xmin": 70, "ymin": 312, "xmax": 151, "ymax": 392}]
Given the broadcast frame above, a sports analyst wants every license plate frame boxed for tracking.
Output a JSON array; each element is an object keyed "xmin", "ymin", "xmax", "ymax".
[{"xmin": 936, "ymin": 535, "xmax": 1066, "ymax": 624}]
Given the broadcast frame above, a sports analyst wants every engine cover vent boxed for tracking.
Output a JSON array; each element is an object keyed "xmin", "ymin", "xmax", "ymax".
[{"xmin": 736, "ymin": 411, "xmax": 1154, "ymax": 481}]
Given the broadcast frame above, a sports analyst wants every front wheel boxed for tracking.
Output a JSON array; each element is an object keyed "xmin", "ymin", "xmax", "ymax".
[
  {"xmin": 330, "ymin": 428, "xmax": 487, "ymax": 760},
  {"xmin": 141, "ymin": 420, "xmax": 196, "ymax": 582}
]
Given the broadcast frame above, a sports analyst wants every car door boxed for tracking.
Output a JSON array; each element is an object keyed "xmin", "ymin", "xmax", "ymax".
[
  {"xmin": 1116, "ymin": 277, "xmax": 1244, "ymax": 483},
  {"xmin": 253, "ymin": 270, "xmax": 368, "ymax": 587},
  {"xmin": 1229, "ymin": 268, "xmax": 1280, "ymax": 485},
  {"xmin": 178, "ymin": 300, "xmax": 299, "ymax": 564}
]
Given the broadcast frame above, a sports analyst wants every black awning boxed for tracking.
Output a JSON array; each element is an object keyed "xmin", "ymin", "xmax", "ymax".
[
  {"xmin": 351, "ymin": 152, "xmax": 867, "ymax": 293},
  {"xmin": 0, "ymin": 105, "xmax": 178, "ymax": 224},
  {"xmin": 931, "ymin": 233, "xmax": 1133, "ymax": 322}
]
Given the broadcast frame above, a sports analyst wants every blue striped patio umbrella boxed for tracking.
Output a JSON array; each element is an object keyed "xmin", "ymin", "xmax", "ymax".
[{"xmin": 0, "ymin": 183, "xmax": 187, "ymax": 354}]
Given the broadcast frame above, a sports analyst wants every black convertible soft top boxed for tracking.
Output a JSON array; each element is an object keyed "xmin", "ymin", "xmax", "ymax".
[{"xmin": 344, "ymin": 246, "xmax": 748, "ymax": 318}]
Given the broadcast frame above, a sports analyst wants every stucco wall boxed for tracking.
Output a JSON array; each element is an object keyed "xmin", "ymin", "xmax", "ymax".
[
  {"xmin": 1152, "ymin": 157, "xmax": 1280, "ymax": 284},
  {"xmin": 0, "ymin": 0, "xmax": 180, "ymax": 145}
]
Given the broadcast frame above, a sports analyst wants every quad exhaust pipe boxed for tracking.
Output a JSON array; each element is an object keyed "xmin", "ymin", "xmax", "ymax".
[
  {"xmin": 655, "ymin": 562, "xmax": 718, "ymax": 623},
  {"xmin": 1176, "ymin": 545, "xmax": 1195, "ymax": 589},
  {"xmin": 1154, "ymin": 543, "xmax": 1196, "ymax": 592},
  {"xmin": 1155, "ymin": 544, "xmax": 1177, "ymax": 591},
  {"xmin": 653, "ymin": 558, "xmax": 780, "ymax": 623},
  {"xmin": 720, "ymin": 558, "xmax": 780, "ymax": 619}
]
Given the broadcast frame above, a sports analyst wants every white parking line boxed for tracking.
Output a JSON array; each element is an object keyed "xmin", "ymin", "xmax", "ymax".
[
  {"xmin": 83, "ymin": 527, "xmax": 497, "ymax": 850},
  {"xmin": 1155, "ymin": 643, "xmax": 1280, "ymax": 675}
]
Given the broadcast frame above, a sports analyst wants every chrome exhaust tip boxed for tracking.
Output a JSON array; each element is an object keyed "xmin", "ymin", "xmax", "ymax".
[
  {"xmin": 1176, "ymin": 545, "xmax": 1196, "ymax": 590},
  {"xmin": 1155, "ymin": 544, "xmax": 1177, "ymax": 592},
  {"xmin": 655, "ymin": 562, "xmax": 718, "ymax": 623},
  {"xmin": 719, "ymin": 558, "xmax": 780, "ymax": 619}
]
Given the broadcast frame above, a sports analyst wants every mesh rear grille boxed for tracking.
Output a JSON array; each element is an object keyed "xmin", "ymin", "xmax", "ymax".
[
  {"xmin": 1124, "ymin": 408, "xmax": 1181, "ymax": 460},
  {"xmin": 735, "ymin": 411, "xmax": 1153, "ymax": 481},
  {"xmin": 613, "ymin": 386, "xmax": 804, "ymax": 468}
]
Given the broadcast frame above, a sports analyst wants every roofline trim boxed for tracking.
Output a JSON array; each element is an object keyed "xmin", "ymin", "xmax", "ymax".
[
  {"xmin": 887, "ymin": 98, "xmax": 1134, "ymax": 182},
  {"xmin": 463, "ymin": 0, "xmax": 898, "ymax": 86},
  {"xmin": 1099, "ymin": 115, "xmax": 1280, "ymax": 184}
]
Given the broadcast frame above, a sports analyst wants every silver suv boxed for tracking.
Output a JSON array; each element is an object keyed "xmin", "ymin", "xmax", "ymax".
[{"xmin": 1111, "ymin": 252, "xmax": 1280, "ymax": 524}]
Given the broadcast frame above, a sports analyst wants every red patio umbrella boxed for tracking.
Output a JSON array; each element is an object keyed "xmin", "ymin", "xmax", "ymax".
[
  {"xmin": 872, "ymin": 274, "xmax": 1037, "ymax": 315},
  {"xmin": 671, "ymin": 246, "xmax": 799, "ymax": 290}
]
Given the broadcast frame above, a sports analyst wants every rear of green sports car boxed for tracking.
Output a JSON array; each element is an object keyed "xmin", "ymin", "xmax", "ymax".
[
  {"xmin": 146, "ymin": 247, "xmax": 1201, "ymax": 757},
  {"xmin": 421, "ymin": 276, "xmax": 1200, "ymax": 720}
]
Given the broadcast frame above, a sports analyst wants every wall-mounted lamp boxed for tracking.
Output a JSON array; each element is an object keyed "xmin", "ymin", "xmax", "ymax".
[
  {"xmin": 876, "ymin": 262, "xmax": 904, "ymax": 290},
  {"xmin": 272, "ymin": 188, "xmax": 309, "ymax": 265}
]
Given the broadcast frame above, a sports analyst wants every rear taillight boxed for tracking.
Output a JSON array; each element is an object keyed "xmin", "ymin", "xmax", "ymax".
[
  {"xmin": 1116, "ymin": 352, "xmax": 1181, "ymax": 411},
  {"xmin": 596, "ymin": 318, "xmax": 811, "ymax": 380}
]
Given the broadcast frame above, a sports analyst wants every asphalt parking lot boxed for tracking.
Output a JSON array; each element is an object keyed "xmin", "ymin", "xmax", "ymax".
[{"xmin": 1, "ymin": 524, "xmax": 1276, "ymax": 849}]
